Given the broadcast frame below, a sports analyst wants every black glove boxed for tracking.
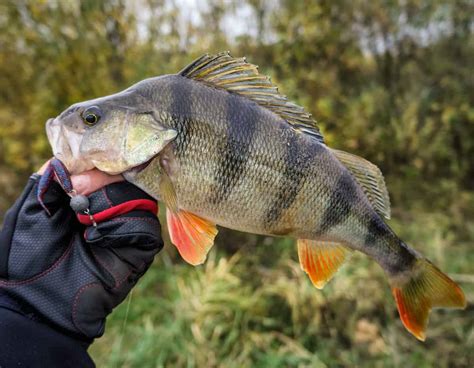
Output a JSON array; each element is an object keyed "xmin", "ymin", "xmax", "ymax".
[{"xmin": 0, "ymin": 174, "xmax": 163, "ymax": 344}]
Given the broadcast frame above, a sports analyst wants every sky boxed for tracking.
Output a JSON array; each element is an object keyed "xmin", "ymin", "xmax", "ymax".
[{"xmin": 132, "ymin": 0, "xmax": 266, "ymax": 44}]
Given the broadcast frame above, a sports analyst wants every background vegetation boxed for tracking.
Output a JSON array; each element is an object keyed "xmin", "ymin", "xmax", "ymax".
[{"xmin": 0, "ymin": 0, "xmax": 473, "ymax": 366}]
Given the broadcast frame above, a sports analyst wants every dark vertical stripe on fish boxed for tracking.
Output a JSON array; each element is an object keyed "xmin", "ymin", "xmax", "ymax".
[
  {"xmin": 364, "ymin": 215, "xmax": 390, "ymax": 247},
  {"xmin": 316, "ymin": 170, "xmax": 357, "ymax": 235},
  {"xmin": 170, "ymin": 80, "xmax": 192, "ymax": 157},
  {"xmin": 264, "ymin": 131, "xmax": 310, "ymax": 226},
  {"xmin": 364, "ymin": 215, "xmax": 416, "ymax": 274},
  {"xmin": 210, "ymin": 96, "xmax": 257, "ymax": 204}
]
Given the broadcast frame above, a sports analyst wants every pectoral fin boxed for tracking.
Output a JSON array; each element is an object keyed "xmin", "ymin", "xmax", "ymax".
[
  {"xmin": 297, "ymin": 239, "xmax": 352, "ymax": 289},
  {"xmin": 158, "ymin": 158, "xmax": 218, "ymax": 265},
  {"xmin": 167, "ymin": 209, "xmax": 218, "ymax": 265}
]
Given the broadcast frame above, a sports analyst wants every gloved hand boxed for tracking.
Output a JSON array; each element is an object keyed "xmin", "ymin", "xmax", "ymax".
[{"xmin": 0, "ymin": 169, "xmax": 163, "ymax": 347}]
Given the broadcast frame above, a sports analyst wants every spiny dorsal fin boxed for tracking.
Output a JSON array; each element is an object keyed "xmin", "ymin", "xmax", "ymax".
[
  {"xmin": 331, "ymin": 149, "xmax": 391, "ymax": 219},
  {"xmin": 179, "ymin": 52, "xmax": 324, "ymax": 144}
]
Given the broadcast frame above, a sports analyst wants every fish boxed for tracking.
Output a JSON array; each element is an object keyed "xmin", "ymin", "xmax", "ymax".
[{"xmin": 45, "ymin": 52, "xmax": 466, "ymax": 341}]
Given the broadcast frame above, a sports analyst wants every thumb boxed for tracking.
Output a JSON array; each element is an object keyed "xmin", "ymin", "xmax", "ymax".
[{"xmin": 71, "ymin": 169, "xmax": 124, "ymax": 196}]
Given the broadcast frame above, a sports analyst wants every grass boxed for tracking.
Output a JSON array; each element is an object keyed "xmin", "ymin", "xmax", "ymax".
[{"xmin": 89, "ymin": 193, "xmax": 474, "ymax": 368}]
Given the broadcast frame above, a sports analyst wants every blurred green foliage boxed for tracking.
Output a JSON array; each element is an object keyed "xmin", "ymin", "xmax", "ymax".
[{"xmin": 0, "ymin": 0, "xmax": 473, "ymax": 367}]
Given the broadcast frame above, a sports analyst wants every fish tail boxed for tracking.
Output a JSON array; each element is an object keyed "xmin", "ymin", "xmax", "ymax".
[{"xmin": 390, "ymin": 258, "xmax": 466, "ymax": 341}]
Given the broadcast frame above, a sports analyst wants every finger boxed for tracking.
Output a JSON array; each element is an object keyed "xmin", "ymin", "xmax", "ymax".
[
  {"xmin": 71, "ymin": 169, "xmax": 124, "ymax": 196},
  {"xmin": 37, "ymin": 159, "xmax": 52, "ymax": 175}
]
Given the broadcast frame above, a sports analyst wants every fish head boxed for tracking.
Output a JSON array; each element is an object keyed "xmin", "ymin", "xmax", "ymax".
[{"xmin": 46, "ymin": 89, "xmax": 177, "ymax": 175}]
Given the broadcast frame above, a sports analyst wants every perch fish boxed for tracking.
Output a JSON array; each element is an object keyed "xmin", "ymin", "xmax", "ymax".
[{"xmin": 45, "ymin": 52, "xmax": 466, "ymax": 341}]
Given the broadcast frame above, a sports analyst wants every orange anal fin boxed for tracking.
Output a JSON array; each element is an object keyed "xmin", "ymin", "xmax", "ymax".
[
  {"xmin": 297, "ymin": 239, "xmax": 352, "ymax": 289},
  {"xmin": 166, "ymin": 209, "xmax": 218, "ymax": 266},
  {"xmin": 391, "ymin": 259, "xmax": 466, "ymax": 341}
]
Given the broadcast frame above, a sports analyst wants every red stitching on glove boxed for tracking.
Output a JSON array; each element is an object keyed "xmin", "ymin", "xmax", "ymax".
[
  {"xmin": 0, "ymin": 238, "xmax": 75, "ymax": 286},
  {"xmin": 102, "ymin": 187, "xmax": 114, "ymax": 207},
  {"xmin": 71, "ymin": 282, "xmax": 101, "ymax": 336}
]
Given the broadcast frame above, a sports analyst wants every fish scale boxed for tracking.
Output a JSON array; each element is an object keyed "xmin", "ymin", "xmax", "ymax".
[
  {"xmin": 46, "ymin": 52, "xmax": 466, "ymax": 341},
  {"xmin": 151, "ymin": 76, "xmax": 379, "ymax": 247}
]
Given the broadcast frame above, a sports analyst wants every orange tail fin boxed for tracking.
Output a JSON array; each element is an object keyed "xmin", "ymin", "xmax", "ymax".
[{"xmin": 391, "ymin": 259, "xmax": 466, "ymax": 341}]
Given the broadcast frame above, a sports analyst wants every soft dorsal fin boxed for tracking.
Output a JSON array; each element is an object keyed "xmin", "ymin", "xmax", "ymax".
[
  {"xmin": 179, "ymin": 52, "xmax": 324, "ymax": 144},
  {"xmin": 331, "ymin": 149, "xmax": 391, "ymax": 219}
]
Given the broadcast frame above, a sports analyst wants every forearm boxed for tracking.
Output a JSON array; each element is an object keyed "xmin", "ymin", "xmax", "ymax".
[{"xmin": 0, "ymin": 306, "xmax": 95, "ymax": 367}]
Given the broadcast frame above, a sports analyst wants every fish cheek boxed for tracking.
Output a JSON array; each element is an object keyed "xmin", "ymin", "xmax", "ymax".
[
  {"xmin": 80, "ymin": 112, "xmax": 177, "ymax": 174},
  {"xmin": 80, "ymin": 118, "xmax": 128, "ymax": 174}
]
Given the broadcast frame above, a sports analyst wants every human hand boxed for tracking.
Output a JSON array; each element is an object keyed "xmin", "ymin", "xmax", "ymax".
[
  {"xmin": 38, "ymin": 159, "xmax": 124, "ymax": 196},
  {"xmin": 1, "ymin": 162, "xmax": 163, "ymax": 343},
  {"xmin": 70, "ymin": 169, "xmax": 124, "ymax": 196}
]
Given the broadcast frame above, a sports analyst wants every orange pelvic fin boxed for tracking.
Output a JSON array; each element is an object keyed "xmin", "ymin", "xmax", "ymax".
[
  {"xmin": 297, "ymin": 239, "xmax": 352, "ymax": 289},
  {"xmin": 166, "ymin": 209, "xmax": 218, "ymax": 266},
  {"xmin": 391, "ymin": 259, "xmax": 466, "ymax": 341}
]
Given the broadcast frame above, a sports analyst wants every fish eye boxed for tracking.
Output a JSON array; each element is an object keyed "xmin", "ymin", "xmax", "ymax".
[{"xmin": 82, "ymin": 106, "xmax": 102, "ymax": 126}]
